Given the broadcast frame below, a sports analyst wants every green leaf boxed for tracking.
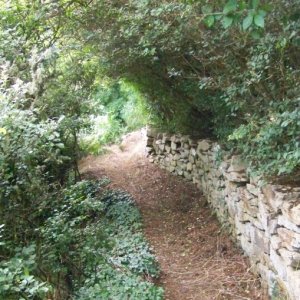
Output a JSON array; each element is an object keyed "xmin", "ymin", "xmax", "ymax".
[
  {"xmin": 239, "ymin": 1, "xmax": 247, "ymax": 10},
  {"xmin": 222, "ymin": 16, "xmax": 234, "ymax": 28},
  {"xmin": 242, "ymin": 13, "xmax": 253, "ymax": 30},
  {"xmin": 258, "ymin": 9, "xmax": 267, "ymax": 17},
  {"xmin": 281, "ymin": 120, "xmax": 290, "ymax": 127},
  {"xmin": 204, "ymin": 15, "xmax": 215, "ymax": 28},
  {"xmin": 24, "ymin": 267, "xmax": 30, "ymax": 276},
  {"xmin": 254, "ymin": 13, "xmax": 264, "ymax": 28},
  {"xmin": 252, "ymin": 0, "xmax": 260, "ymax": 9},
  {"xmin": 223, "ymin": 0, "xmax": 237, "ymax": 14}
]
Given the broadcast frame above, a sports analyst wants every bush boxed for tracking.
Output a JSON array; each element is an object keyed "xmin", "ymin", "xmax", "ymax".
[
  {"xmin": 229, "ymin": 99, "xmax": 300, "ymax": 181},
  {"xmin": 0, "ymin": 244, "xmax": 51, "ymax": 300},
  {"xmin": 1, "ymin": 179, "xmax": 163, "ymax": 299}
]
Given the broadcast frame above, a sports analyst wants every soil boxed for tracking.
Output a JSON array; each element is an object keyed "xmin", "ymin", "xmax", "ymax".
[{"xmin": 79, "ymin": 129, "xmax": 267, "ymax": 300}]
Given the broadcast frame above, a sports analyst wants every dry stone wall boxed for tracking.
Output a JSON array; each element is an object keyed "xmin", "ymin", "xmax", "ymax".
[{"xmin": 146, "ymin": 128, "xmax": 300, "ymax": 300}]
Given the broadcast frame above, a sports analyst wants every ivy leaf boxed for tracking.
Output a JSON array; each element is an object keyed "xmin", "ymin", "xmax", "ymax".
[
  {"xmin": 222, "ymin": 16, "xmax": 234, "ymax": 28},
  {"xmin": 242, "ymin": 13, "xmax": 253, "ymax": 30},
  {"xmin": 254, "ymin": 13, "xmax": 264, "ymax": 28},
  {"xmin": 204, "ymin": 15, "xmax": 215, "ymax": 28},
  {"xmin": 223, "ymin": 0, "xmax": 237, "ymax": 14},
  {"xmin": 258, "ymin": 9, "xmax": 267, "ymax": 17}
]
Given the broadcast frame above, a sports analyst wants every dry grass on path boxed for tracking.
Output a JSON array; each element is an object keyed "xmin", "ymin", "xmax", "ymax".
[{"xmin": 79, "ymin": 129, "xmax": 266, "ymax": 300}]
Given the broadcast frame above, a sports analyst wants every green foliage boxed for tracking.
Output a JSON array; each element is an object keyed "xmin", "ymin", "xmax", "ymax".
[
  {"xmin": 0, "ymin": 244, "xmax": 51, "ymax": 300},
  {"xmin": 4, "ymin": 0, "xmax": 299, "ymax": 178},
  {"xmin": 1, "ymin": 179, "xmax": 163, "ymax": 299},
  {"xmin": 65, "ymin": 0, "xmax": 300, "ymax": 178},
  {"xmin": 0, "ymin": 100, "xmax": 72, "ymax": 245},
  {"xmin": 76, "ymin": 266, "xmax": 163, "ymax": 300},
  {"xmin": 0, "ymin": 105, "xmax": 67, "ymax": 202},
  {"xmin": 229, "ymin": 100, "xmax": 300, "ymax": 181},
  {"xmin": 0, "ymin": 0, "xmax": 101, "ymax": 248},
  {"xmin": 121, "ymin": 82, "xmax": 150, "ymax": 131},
  {"xmin": 44, "ymin": 180, "xmax": 162, "ymax": 299},
  {"xmin": 80, "ymin": 80, "xmax": 149, "ymax": 154},
  {"xmin": 0, "ymin": 3, "xmax": 163, "ymax": 299}
]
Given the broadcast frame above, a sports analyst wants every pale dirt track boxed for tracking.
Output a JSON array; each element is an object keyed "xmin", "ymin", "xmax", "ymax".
[{"xmin": 79, "ymin": 129, "xmax": 266, "ymax": 300}]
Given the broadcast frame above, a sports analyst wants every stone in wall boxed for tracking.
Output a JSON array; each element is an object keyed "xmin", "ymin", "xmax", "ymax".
[{"xmin": 225, "ymin": 155, "xmax": 249, "ymax": 183}]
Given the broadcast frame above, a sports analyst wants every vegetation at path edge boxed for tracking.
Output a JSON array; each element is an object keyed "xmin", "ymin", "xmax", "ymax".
[{"xmin": 0, "ymin": 179, "xmax": 163, "ymax": 299}]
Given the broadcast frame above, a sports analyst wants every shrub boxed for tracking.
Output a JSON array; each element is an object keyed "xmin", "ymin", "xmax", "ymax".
[{"xmin": 1, "ymin": 179, "xmax": 163, "ymax": 299}]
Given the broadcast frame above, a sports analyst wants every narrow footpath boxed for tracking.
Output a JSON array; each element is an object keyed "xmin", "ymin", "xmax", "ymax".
[{"xmin": 79, "ymin": 130, "xmax": 265, "ymax": 300}]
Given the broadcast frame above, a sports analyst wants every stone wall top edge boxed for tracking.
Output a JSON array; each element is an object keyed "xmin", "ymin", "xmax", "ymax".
[{"xmin": 147, "ymin": 129, "xmax": 300, "ymax": 192}]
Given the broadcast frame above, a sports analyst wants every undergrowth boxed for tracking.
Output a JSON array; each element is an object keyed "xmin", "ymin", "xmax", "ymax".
[{"xmin": 0, "ymin": 179, "xmax": 163, "ymax": 300}]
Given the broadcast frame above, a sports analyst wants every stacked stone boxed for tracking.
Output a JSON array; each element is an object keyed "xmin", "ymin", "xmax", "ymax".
[
  {"xmin": 146, "ymin": 129, "xmax": 300, "ymax": 300},
  {"xmin": 147, "ymin": 130, "xmax": 206, "ymax": 185}
]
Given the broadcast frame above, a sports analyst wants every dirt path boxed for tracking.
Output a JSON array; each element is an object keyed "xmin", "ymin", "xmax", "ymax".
[{"xmin": 79, "ymin": 129, "xmax": 265, "ymax": 300}]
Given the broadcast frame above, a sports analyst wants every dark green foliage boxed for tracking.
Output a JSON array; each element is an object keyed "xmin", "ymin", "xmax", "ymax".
[
  {"xmin": 3, "ymin": 0, "xmax": 299, "ymax": 177},
  {"xmin": 229, "ymin": 100, "xmax": 300, "ymax": 182},
  {"xmin": 0, "ymin": 2, "xmax": 164, "ymax": 299},
  {"xmin": 0, "ymin": 104, "xmax": 71, "ymax": 247},
  {"xmin": 0, "ymin": 244, "xmax": 51, "ymax": 299},
  {"xmin": 1, "ymin": 180, "xmax": 163, "ymax": 299},
  {"xmin": 67, "ymin": 0, "xmax": 300, "ymax": 178}
]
